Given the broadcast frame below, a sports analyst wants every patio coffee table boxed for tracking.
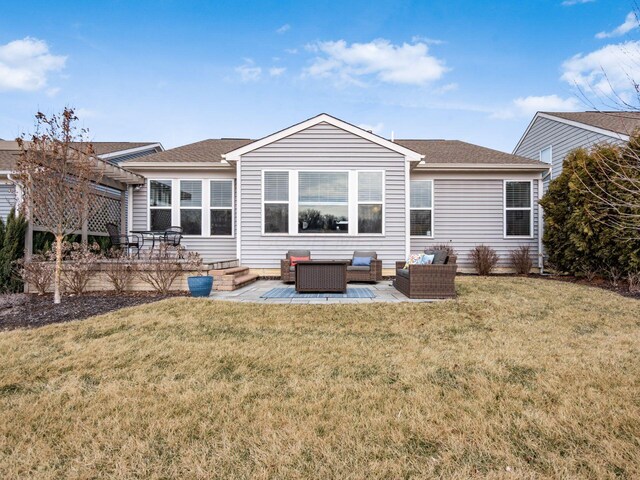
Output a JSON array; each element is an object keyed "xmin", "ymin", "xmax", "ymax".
[{"xmin": 295, "ymin": 260, "xmax": 349, "ymax": 293}]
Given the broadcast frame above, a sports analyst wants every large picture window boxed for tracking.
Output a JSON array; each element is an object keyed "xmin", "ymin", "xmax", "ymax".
[
  {"xmin": 264, "ymin": 171, "xmax": 289, "ymax": 233},
  {"xmin": 358, "ymin": 171, "xmax": 383, "ymax": 234},
  {"xmin": 180, "ymin": 180, "xmax": 202, "ymax": 235},
  {"xmin": 410, "ymin": 180, "xmax": 433, "ymax": 236},
  {"xmin": 298, "ymin": 171, "xmax": 348, "ymax": 234},
  {"xmin": 505, "ymin": 181, "xmax": 532, "ymax": 237},
  {"xmin": 149, "ymin": 180, "xmax": 172, "ymax": 231},
  {"xmin": 210, "ymin": 180, "xmax": 233, "ymax": 236}
]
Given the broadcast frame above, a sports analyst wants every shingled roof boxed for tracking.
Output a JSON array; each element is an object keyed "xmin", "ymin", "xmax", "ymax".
[
  {"xmin": 0, "ymin": 140, "xmax": 160, "ymax": 171},
  {"xmin": 394, "ymin": 139, "xmax": 547, "ymax": 166},
  {"xmin": 121, "ymin": 139, "xmax": 253, "ymax": 164},
  {"xmin": 543, "ymin": 111, "xmax": 640, "ymax": 136},
  {"xmin": 123, "ymin": 137, "xmax": 543, "ymax": 167}
]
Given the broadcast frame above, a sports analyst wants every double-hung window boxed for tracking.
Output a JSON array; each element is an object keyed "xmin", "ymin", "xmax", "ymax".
[
  {"xmin": 264, "ymin": 171, "xmax": 289, "ymax": 234},
  {"xmin": 210, "ymin": 180, "xmax": 233, "ymax": 236},
  {"xmin": 410, "ymin": 180, "xmax": 433, "ymax": 236},
  {"xmin": 505, "ymin": 181, "xmax": 532, "ymax": 237},
  {"xmin": 180, "ymin": 180, "xmax": 202, "ymax": 235},
  {"xmin": 149, "ymin": 180, "xmax": 172, "ymax": 231},
  {"xmin": 298, "ymin": 171, "xmax": 349, "ymax": 234},
  {"xmin": 357, "ymin": 171, "xmax": 383, "ymax": 234}
]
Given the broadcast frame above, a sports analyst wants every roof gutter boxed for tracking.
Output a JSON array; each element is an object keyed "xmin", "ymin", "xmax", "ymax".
[
  {"xmin": 124, "ymin": 162, "xmax": 235, "ymax": 170},
  {"xmin": 98, "ymin": 143, "xmax": 164, "ymax": 159},
  {"xmin": 416, "ymin": 162, "xmax": 551, "ymax": 172}
]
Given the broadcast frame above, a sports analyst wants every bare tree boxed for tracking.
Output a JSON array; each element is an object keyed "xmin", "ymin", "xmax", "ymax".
[{"xmin": 15, "ymin": 108, "xmax": 104, "ymax": 303}]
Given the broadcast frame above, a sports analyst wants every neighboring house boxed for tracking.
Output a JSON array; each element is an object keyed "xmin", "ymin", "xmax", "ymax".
[
  {"xmin": 513, "ymin": 111, "xmax": 640, "ymax": 186},
  {"xmin": 122, "ymin": 114, "xmax": 549, "ymax": 274},
  {"xmin": 0, "ymin": 140, "xmax": 163, "ymax": 222}
]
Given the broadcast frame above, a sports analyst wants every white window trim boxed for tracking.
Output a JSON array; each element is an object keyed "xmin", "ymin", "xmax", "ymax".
[
  {"xmin": 539, "ymin": 145, "xmax": 552, "ymax": 164},
  {"xmin": 261, "ymin": 169, "xmax": 387, "ymax": 237},
  {"xmin": 262, "ymin": 170, "xmax": 291, "ymax": 236},
  {"xmin": 146, "ymin": 177, "xmax": 235, "ymax": 238},
  {"xmin": 409, "ymin": 179, "xmax": 434, "ymax": 239},
  {"xmin": 503, "ymin": 179, "xmax": 534, "ymax": 239},
  {"xmin": 179, "ymin": 179, "xmax": 204, "ymax": 237},
  {"xmin": 209, "ymin": 179, "xmax": 234, "ymax": 237},
  {"xmin": 147, "ymin": 179, "xmax": 173, "ymax": 232},
  {"xmin": 297, "ymin": 170, "xmax": 350, "ymax": 236},
  {"xmin": 356, "ymin": 170, "xmax": 385, "ymax": 236}
]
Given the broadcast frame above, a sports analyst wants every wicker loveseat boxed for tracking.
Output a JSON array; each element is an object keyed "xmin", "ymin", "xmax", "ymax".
[
  {"xmin": 281, "ymin": 250, "xmax": 382, "ymax": 283},
  {"xmin": 393, "ymin": 252, "xmax": 458, "ymax": 299}
]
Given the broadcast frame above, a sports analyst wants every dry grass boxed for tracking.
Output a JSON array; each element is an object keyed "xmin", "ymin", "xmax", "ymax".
[{"xmin": 1, "ymin": 277, "xmax": 639, "ymax": 479}]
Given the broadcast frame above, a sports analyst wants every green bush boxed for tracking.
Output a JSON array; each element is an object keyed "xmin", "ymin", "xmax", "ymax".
[
  {"xmin": 0, "ymin": 208, "xmax": 27, "ymax": 293},
  {"xmin": 539, "ymin": 142, "xmax": 640, "ymax": 279}
]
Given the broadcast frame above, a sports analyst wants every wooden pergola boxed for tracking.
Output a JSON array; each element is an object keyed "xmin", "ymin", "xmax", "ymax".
[{"xmin": 24, "ymin": 157, "xmax": 146, "ymax": 257}]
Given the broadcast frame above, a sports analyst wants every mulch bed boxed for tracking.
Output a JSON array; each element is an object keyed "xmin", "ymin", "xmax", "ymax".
[
  {"xmin": 537, "ymin": 274, "xmax": 640, "ymax": 300},
  {"xmin": 0, "ymin": 292, "xmax": 187, "ymax": 332}
]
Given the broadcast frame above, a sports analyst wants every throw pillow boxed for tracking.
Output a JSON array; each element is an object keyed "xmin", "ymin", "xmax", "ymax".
[
  {"xmin": 290, "ymin": 256, "xmax": 310, "ymax": 267},
  {"xmin": 420, "ymin": 254, "xmax": 435, "ymax": 265},
  {"xmin": 424, "ymin": 249, "xmax": 448, "ymax": 265},
  {"xmin": 352, "ymin": 256, "xmax": 372, "ymax": 267},
  {"xmin": 403, "ymin": 254, "xmax": 423, "ymax": 269}
]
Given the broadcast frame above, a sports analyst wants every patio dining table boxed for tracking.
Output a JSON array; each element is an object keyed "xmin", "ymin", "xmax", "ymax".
[{"xmin": 130, "ymin": 230, "xmax": 167, "ymax": 250}]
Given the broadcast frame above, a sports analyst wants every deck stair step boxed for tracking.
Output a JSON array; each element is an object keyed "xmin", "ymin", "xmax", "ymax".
[
  {"xmin": 211, "ymin": 266, "xmax": 250, "ymax": 276},
  {"xmin": 210, "ymin": 265, "xmax": 258, "ymax": 291}
]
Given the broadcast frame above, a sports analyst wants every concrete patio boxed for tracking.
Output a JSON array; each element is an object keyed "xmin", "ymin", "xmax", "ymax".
[{"xmin": 208, "ymin": 279, "xmax": 445, "ymax": 303}]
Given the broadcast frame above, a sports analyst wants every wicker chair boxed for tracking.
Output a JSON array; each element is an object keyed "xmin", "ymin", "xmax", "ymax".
[
  {"xmin": 346, "ymin": 251, "xmax": 382, "ymax": 283},
  {"xmin": 393, "ymin": 254, "xmax": 458, "ymax": 299},
  {"xmin": 280, "ymin": 250, "xmax": 311, "ymax": 283}
]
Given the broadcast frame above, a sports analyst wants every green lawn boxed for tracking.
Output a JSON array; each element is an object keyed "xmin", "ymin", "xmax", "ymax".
[{"xmin": 1, "ymin": 276, "xmax": 639, "ymax": 479}]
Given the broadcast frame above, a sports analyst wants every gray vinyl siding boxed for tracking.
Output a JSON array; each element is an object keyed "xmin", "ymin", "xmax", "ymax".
[
  {"xmin": 239, "ymin": 122, "xmax": 407, "ymax": 269},
  {"xmin": 0, "ymin": 183, "xmax": 16, "ymax": 221},
  {"xmin": 515, "ymin": 116, "xmax": 623, "ymax": 186},
  {"xmin": 130, "ymin": 176, "xmax": 237, "ymax": 262},
  {"xmin": 411, "ymin": 174, "xmax": 540, "ymax": 269}
]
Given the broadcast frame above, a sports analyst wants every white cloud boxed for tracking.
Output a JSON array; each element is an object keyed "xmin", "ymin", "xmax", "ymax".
[
  {"xmin": 491, "ymin": 94, "xmax": 581, "ymax": 119},
  {"xmin": 433, "ymin": 82, "xmax": 458, "ymax": 94},
  {"xmin": 304, "ymin": 39, "xmax": 448, "ymax": 86},
  {"xmin": 0, "ymin": 37, "xmax": 66, "ymax": 92},
  {"xmin": 235, "ymin": 59, "xmax": 262, "ymax": 82},
  {"xmin": 357, "ymin": 122, "xmax": 384, "ymax": 135},
  {"xmin": 269, "ymin": 67, "xmax": 286, "ymax": 76},
  {"xmin": 561, "ymin": 41, "xmax": 640, "ymax": 97},
  {"xmin": 276, "ymin": 24, "xmax": 291, "ymax": 34},
  {"xmin": 562, "ymin": 0, "xmax": 595, "ymax": 6},
  {"xmin": 596, "ymin": 12, "xmax": 638, "ymax": 39}
]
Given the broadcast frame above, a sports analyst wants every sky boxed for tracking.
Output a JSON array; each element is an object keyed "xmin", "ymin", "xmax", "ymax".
[{"xmin": 1, "ymin": 0, "xmax": 639, "ymax": 152}]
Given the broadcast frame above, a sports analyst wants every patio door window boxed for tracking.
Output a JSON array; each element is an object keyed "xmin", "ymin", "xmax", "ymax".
[
  {"xmin": 263, "ymin": 171, "xmax": 289, "ymax": 233},
  {"xmin": 357, "ymin": 171, "xmax": 383, "ymax": 234},
  {"xmin": 298, "ymin": 171, "xmax": 349, "ymax": 234},
  {"xmin": 149, "ymin": 180, "xmax": 172, "ymax": 231},
  {"xmin": 180, "ymin": 180, "xmax": 202, "ymax": 235},
  {"xmin": 505, "ymin": 181, "xmax": 532, "ymax": 237},
  {"xmin": 210, "ymin": 180, "xmax": 233, "ymax": 236},
  {"xmin": 410, "ymin": 180, "xmax": 433, "ymax": 236}
]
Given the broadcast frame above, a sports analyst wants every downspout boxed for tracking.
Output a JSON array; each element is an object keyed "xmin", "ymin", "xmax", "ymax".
[
  {"xmin": 537, "ymin": 176, "xmax": 544, "ymax": 274},
  {"xmin": 236, "ymin": 159, "xmax": 241, "ymax": 264}
]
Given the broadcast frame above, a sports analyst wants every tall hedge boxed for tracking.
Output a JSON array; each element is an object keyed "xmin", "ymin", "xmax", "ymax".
[
  {"xmin": 539, "ymin": 142, "xmax": 640, "ymax": 277},
  {"xmin": 0, "ymin": 208, "xmax": 27, "ymax": 292}
]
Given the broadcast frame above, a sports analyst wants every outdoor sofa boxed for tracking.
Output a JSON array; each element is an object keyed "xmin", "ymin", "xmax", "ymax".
[
  {"xmin": 281, "ymin": 250, "xmax": 382, "ymax": 283},
  {"xmin": 394, "ymin": 250, "xmax": 458, "ymax": 299}
]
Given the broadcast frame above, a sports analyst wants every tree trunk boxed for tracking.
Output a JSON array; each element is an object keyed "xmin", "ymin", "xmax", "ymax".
[{"xmin": 54, "ymin": 235, "xmax": 63, "ymax": 304}]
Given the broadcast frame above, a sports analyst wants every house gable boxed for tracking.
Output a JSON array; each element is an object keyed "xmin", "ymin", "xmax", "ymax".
[{"xmin": 223, "ymin": 113, "xmax": 423, "ymax": 162}]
